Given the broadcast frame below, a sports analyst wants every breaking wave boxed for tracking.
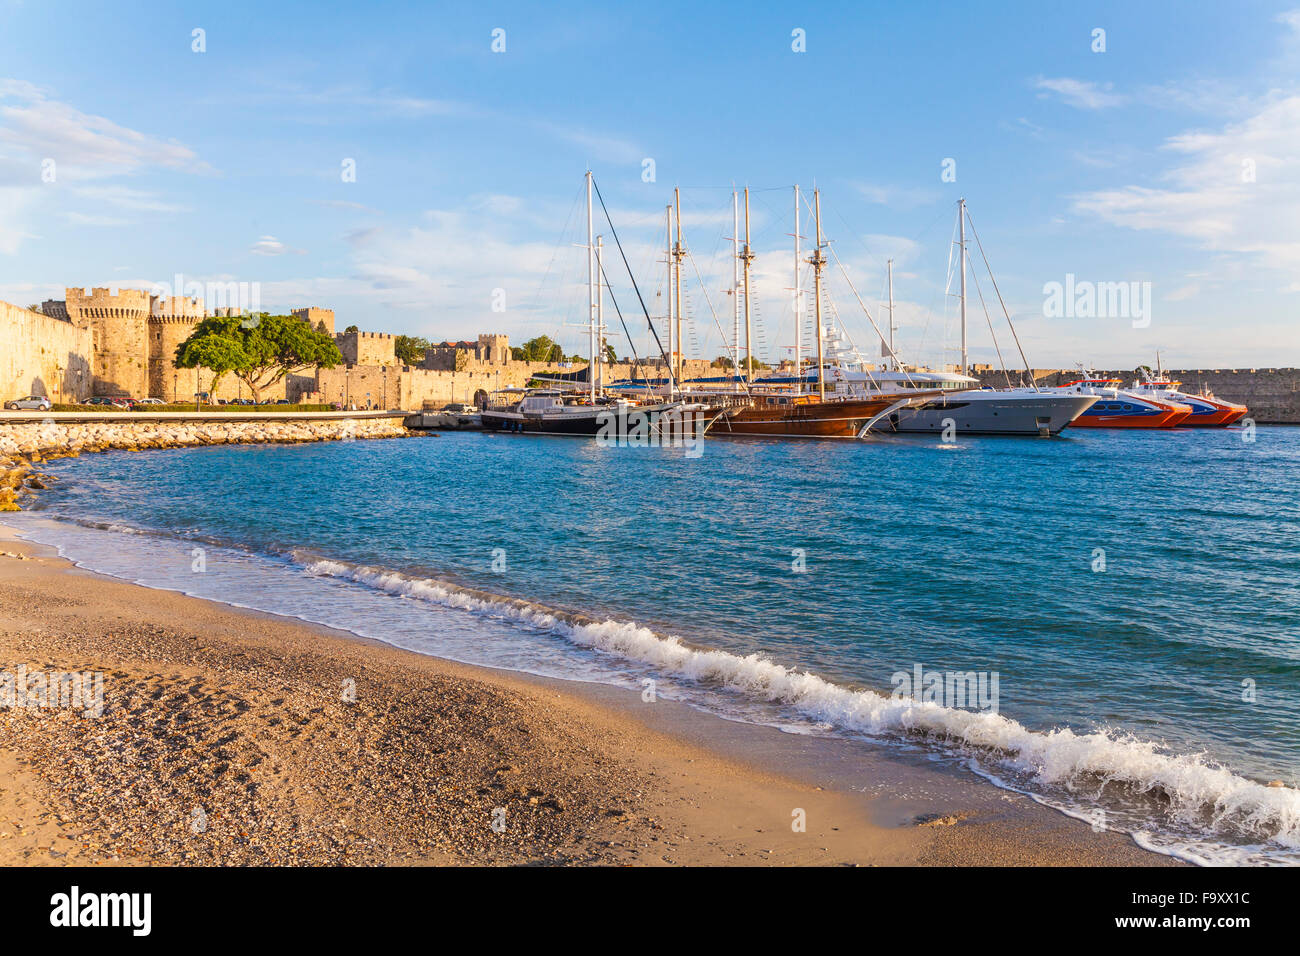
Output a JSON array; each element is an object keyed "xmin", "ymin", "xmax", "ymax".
[{"xmin": 300, "ymin": 556, "xmax": 1300, "ymax": 864}]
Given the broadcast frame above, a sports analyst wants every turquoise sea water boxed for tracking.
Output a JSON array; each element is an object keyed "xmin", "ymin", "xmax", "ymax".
[{"xmin": 9, "ymin": 425, "xmax": 1300, "ymax": 864}]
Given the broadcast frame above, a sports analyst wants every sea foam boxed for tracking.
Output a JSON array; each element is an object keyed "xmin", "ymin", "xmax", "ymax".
[{"xmin": 302, "ymin": 557, "xmax": 1300, "ymax": 858}]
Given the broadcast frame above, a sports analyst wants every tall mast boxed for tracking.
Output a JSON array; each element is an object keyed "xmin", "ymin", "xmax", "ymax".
[
  {"xmin": 732, "ymin": 190, "xmax": 741, "ymax": 384},
  {"xmin": 793, "ymin": 184, "xmax": 801, "ymax": 395},
  {"xmin": 810, "ymin": 188, "xmax": 826, "ymax": 401},
  {"xmin": 742, "ymin": 187, "xmax": 755, "ymax": 384},
  {"xmin": 665, "ymin": 203, "xmax": 675, "ymax": 399},
  {"xmin": 673, "ymin": 187, "xmax": 685, "ymax": 388},
  {"xmin": 596, "ymin": 234, "xmax": 604, "ymax": 393},
  {"xmin": 958, "ymin": 197, "xmax": 967, "ymax": 375},
  {"xmin": 586, "ymin": 170, "xmax": 596, "ymax": 403},
  {"xmin": 887, "ymin": 257, "xmax": 895, "ymax": 371}
]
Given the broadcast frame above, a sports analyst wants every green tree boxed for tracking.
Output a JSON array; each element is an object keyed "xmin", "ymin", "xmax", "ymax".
[
  {"xmin": 395, "ymin": 335, "xmax": 431, "ymax": 365},
  {"xmin": 344, "ymin": 324, "xmax": 359, "ymax": 333},
  {"xmin": 176, "ymin": 313, "xmax": 342, "ymax": 404},
  {"xmin": 518, "ymin": 335, "xmax": 559, "ymax": 362},
  {"xmin": 711, "ymin": 355, "xmax": 735, "ymax": 368}
]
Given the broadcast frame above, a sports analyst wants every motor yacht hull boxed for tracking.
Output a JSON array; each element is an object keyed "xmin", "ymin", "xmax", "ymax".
[{"xmin": 880, "ymin": 392, "xmax": 1097, "ymax": 436}]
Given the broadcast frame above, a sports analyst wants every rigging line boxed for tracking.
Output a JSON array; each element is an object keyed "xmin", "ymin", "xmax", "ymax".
[
  {"xmin": 965, "ymin": 208, "xmax": 1037, "ymax": 391},
  {"xmin": 965, "ymin": 254, "xmax": 1014, "ymax": 388},
  {"xmin": 597, "ymin": 253, "xmax": 647, "ymax": 387},
  {"xmin": 590, "ymin": 176, "xmax": 673, "ymax": 384},
  {"xmin": 820, "ymin": 287, "xmax": 882, "ymax": 394},
  {"xmin": 928, "ymin": 208, "xmax": 960, "ymax": 369},
  {"xmin": 826, "ymin": 240, "xmax": 907, "ymax": 392},
  {"xmin": 528, "ymin": 181, "xmax": 585, "ymax": 322},
  {"xmin": 827, "ymin": 198, "xmax": 954, "ymax": 368},
  {"xmin": 685, "ymin": 245, "xmax": 745, "ymax": 386}
]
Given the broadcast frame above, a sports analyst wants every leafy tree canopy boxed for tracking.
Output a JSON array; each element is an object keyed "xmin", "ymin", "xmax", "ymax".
[
  {"xmin": 175, "ymin": 313, "xmax": 342, "ymax": 402},
  {"xmin": 395, "ymin": 335, "xmax": 431, "ymax": 365}
]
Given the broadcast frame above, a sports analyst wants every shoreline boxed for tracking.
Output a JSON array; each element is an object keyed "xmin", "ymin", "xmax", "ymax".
[{"xmin": 0, "ymin": 518, "xmax": 1177, "ymax": 866}]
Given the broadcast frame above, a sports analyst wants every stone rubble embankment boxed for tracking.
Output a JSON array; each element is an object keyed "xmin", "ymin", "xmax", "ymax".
[{"xmin": 0, "ymin": 417, "xmax": 410, "ymax": 511}]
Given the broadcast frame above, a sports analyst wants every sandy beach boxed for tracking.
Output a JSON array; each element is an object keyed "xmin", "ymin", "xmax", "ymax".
[{"xmin": 0, "ymin": 519, "xmax": 1177, "ymax": 867}]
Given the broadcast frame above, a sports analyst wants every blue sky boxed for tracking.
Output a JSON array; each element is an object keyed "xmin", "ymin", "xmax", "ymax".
[{"xmin": 1, "ymin": 0, "xmax": 1297, "ymax": 369}]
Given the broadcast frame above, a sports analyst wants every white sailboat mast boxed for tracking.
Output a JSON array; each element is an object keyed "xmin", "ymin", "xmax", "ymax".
[
  {"xmin": 733, "ymin": 190, "xmax": 741, "ymax": 383},
  {"xmin": 665, "ymin": 203, "xmax": 675, "ymax": 399},
  {"xmin": 596, "ymin": 234, "xmax": 604, "ymax": 393},
  {"xmin": 793, "ymin": 184, "xmax": 801, "ymax": 396},
  {"xmin": 742, "ymin": 187, "xmax": 754, "ymax": 384},
  {"xmin": 887, "ymin": 257, "xmax": 895, "ymax": 372},
  {"xmin": 673, "ymin": 187, "xmax": 684, "ymax": 388},
  {"xmin": 586, "ymin": 170, "xmax": 597, "ymax": 403},
  {"xmin": 959, "ymin": 197, "xmax": 968, "ymax": 375},
  {"xmin": 811, "ymin": 188, "xmax": 826, "ymax": 401}
]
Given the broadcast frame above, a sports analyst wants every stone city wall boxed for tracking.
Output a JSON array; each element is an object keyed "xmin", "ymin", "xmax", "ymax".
[
  {"xmin": 971, "ymin": 367, "xmax": 1300, "ymax": 423},
  {"xmin": 0, "ymin": 301, "xmax": 94, "ymax": 404}
]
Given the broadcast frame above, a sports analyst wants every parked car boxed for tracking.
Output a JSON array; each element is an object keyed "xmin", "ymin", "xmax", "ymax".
[
  {"xmin": 133, "ymin": 398, "xmax": 165, "ymax": 406},
  {"xmin": 85, "ymin": 396, "xmax": 133, "ymax": 409},
  {"xmin": 4, "ymin": 395, "xmax": 52, "ymax": 411}
]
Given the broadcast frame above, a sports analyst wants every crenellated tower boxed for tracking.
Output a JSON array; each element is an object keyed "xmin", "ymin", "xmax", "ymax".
[
  {"xmin": 148, "ymin": 295, "xmax": 205, "ymax": 401},
  {"xmin": 65, "ymin": 287, "xmax": 152, "ymax": 397}
]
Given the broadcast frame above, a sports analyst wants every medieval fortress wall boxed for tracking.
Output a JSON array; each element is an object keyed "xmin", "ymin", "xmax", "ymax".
[
  {"xmin": 971, "ymin": 367, "xmax": 1300, "ymax": 424},
  {"xmin": 0, "ymin": 300, "xmax": 94, "ymax": 403},
  {"xmin": 3, "ymin": 286, "xmax": 546, "ymax": 409}
]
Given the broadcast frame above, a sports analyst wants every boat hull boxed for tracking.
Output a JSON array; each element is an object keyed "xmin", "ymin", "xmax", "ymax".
[
  {"xmin": 882, "ymin": 393, "xmax": 1098, "ymax": 436},
  {"xmin": 1068, "ymin": 403, "xmax": 1191, "ymax": 428},
  {"xmin": 1178, "ymin": 398, "xmax": 1249, "ymax": 427},
  {"xmin": 481, "ymin": 402, "xmax": 695, "ymax": 437},
  {"xmin": 711, "ymin": 396, "xmax": 896, "ymax": 439}
]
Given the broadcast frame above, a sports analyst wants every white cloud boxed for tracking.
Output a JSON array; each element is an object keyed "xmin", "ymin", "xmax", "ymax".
[
  {"xmin": 250, "ymin": 235, "xmax": 305, "ymax": 256},
  {"xmin": 0, "ymin": 79, "xmax": 211, "ymax": 177},
  {"xmin": 1034, "ymin": 76, "xmax": 1126, "ymax": 110},
  {"xmin": 852, "ymin": 182, "xmax": 939, "ymax": 208},
  {"xmin": 1073, "ymin": 94, "xmax": 1300, "ymax": 275},
  {"xmin": 0, "ymin": 78, "xmax": 209, "ymax": 252}
]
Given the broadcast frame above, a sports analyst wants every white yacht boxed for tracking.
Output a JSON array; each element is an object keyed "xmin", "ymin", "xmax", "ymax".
[
  {"xmin": 777, "ymin": 364, "xmax": 1097, "ymax": 436},
  {"xmin": 761, "ymin": 200, "xmax": 1097, "ymax": 436}
]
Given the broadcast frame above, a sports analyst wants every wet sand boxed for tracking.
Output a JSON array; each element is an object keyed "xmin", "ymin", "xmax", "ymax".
[{"xmin": 0, "ymin": 523, "xmax": 1177, "ymax": 866}]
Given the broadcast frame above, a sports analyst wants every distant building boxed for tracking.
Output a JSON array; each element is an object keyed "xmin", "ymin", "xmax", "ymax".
[
  {"xmin": 293, "ymin": 306, "xmax": 335, "ymax": 335},
  {"xmin": 423, "ymin": 333, "xmax": 510, "ymax": 369},
  {"xmin": 335, "ymin": 329, "xmax": 396, "ymax": 366},
  {"xmin": 8, "ymin": 284, "xmax": 522, "ymax": 408}
]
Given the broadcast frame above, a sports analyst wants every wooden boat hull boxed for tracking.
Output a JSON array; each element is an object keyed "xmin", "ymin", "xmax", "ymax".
[{"xmin": 711, "ymin": 396, "xmax": 897, "ymax": 438}]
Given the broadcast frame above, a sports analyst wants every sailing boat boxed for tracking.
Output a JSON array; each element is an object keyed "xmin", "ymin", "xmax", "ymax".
[
  {"xmin": 709, "ymin": 188, "xmax": 930, "ymax": 438},
  {"xmin": 829, "ymin": 199, "xmax": 1098, "ymax": 436},
  {"xmin": 481, "ymin": 171, "xmax": 689, "ymax": 436}
]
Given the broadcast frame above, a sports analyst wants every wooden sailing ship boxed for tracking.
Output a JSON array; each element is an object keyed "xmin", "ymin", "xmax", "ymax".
[{"xmin": 708, "ymin": 186, "xmax": 936, "ymax": 438}]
